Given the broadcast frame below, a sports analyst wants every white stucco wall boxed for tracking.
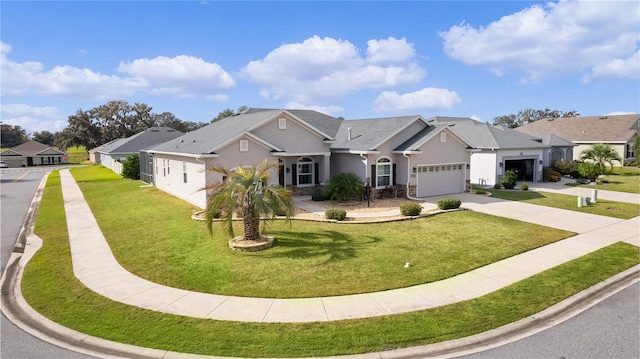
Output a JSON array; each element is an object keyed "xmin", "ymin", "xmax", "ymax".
[
  {"xmin": 153, "ymin": 154, "xmax": 208, "ymax": 209},
  {"xmin": 470, "ymin": 152, "xmax": 498, "ymax": 186}
]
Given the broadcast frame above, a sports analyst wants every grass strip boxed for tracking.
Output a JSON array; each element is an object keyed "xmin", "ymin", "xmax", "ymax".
[
  {"xmin": 71, "ymin": 165, "xmax": 574, "ymax": 298},
  {"xmin": 21, "ymin": 170, "xmax": 640, "ymax": 357},
  {"xmin": 484, "ymin": 188, "xmax": 639, "ymax": 219},
  {"xmin": 568, "ymin": 167, "xmax": 640, "ymax": 194}
]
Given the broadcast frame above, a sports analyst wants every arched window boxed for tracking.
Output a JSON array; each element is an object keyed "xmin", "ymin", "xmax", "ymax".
[
  {"xmin": 376, "ymin": 157, "xmax": 391, "ymax": 188},
  {"xmin": 297, "ymin": 157, "xmax": 314, "ymax": 186},
  {"xmin": 551, "ymin": 150, "xmax": 563, "ymax": 165}
]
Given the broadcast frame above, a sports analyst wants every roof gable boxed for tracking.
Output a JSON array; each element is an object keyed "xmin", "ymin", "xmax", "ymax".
[
  {"xmin": 147, "ymin": 109, "xmax": 340, "ymax": 156},
  {"xmin": 9, "ymin": 140, "xmax": 66, "ymax": 156},
  {"xmin": 331, "ymin": 116, "xmax": 424, "ymax": 152}
]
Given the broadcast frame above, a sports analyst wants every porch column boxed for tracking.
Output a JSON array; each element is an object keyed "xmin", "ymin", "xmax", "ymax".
[{"xmin": 323, "ymin": 155, "xmax": 331, "ymax": 184}]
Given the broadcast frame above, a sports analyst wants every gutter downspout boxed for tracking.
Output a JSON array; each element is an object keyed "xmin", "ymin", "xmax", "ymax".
[{"xmin": 403, "ymin": 153, "xmax": 421, "ymax": 201}]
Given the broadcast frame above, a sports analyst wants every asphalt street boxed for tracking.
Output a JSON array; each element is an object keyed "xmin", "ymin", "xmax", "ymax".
[
  {"xmin": 457, "ymin": 282, "xmax": 640, "ymax": 359},
  {"xmin": 1, "ymin": 167, "xmax": 95, "ymax": 359}
]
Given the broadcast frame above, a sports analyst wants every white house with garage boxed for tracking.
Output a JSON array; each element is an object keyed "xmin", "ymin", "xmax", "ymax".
[{"xmin": 427, "ymin": 117, "xmax": 574, "ymax": 187}]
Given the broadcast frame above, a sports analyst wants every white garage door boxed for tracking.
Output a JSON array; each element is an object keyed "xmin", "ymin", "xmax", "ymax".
[{"xmin": 416, "ymin": 163, "xmax": 464, "ymax": 197}]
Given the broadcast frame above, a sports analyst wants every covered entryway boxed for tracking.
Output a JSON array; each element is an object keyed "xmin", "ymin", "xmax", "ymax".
[
  {"xmin": 504, "ymin": 159, "xmax": 535, "ymax": 182},
  {"xmin": 416, "ymin": 163, "xmax": 465, "ymax": 197}
]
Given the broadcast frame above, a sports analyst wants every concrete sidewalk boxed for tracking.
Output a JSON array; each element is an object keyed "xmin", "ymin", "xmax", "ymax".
[{"xmin": 57, "ymin": 169, "xmax": 640, "ymax": 323}]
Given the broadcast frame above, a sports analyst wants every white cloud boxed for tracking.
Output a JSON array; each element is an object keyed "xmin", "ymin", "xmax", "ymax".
[
  {"xmin": 118, "ymin": 55, "xmax": 235, "ymax": 97},
  {"xmin": 285, "ymin": 101, "xmax": 344, "ymax": 116},
  {"xmin": 440, "ymin": 1, "xmax": 640, "ymax": 82},
  {"xmin": 1, "ymin": 103, "xmax": 61, "ymax": 118},
  {"xmin": 582, "ymin": 50, "xmax": 640, "ymax": 83},
  {"xmin": 1, "ymin": 104, "xmax": 67, "ymax": 133},
  {"xmin": 373, "ymin": 88, "xmax": 461, "ymax": 112},
  {"xmin": 1, "ymin": 44, "xmax": 235, "ymax": 100},
  {"xmin": 366, "ymin": 37, "xmax": 415, "ymax": 63},
  {"xmin": 240, "ymin": 35, "xmax": 425, "ymax": 104}
]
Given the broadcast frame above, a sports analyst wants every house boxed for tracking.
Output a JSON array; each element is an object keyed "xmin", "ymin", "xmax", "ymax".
[
  {"xmin": 428, "ymin": 117, "xmax": 573, "ymax": 187},
  {"xmin": 330, "ymin": 115, "xmax": 474, "ymax": 198},
  {"xmin": 145, "ymin": 109, "xmax": 475, "ymax": 208},
  {"xmin": 93, "ymin": 127, "xmax": 183, "ymax": 176},
  {"xmin": 0, "ymin": 140, "xmax": 68, "ymax": 167},
  {"xmin": 514, "ymin": 114, "xmax": 639, "ymax": 165}
]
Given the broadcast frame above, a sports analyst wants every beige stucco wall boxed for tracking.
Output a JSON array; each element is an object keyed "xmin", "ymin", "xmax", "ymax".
[
  {"xmin": 252, "ymin": 114, "xmax": 330, "ymax": 154},
  {"xmin": 573, "ymin": 143, "xmax": 627, "ymax": 166}
]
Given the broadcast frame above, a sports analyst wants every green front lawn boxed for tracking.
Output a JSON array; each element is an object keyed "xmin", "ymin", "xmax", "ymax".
[
  {"xmin": 71, "ymin": 166, "xmax": 574, "ymax": 298},
  {"xmin": 568, "ymin": 167, "xmax": 640, "ymax": 194},
  {"xmin": 22, "ymin": 170, "xmax": 640, "ymax": 357},
  {"xmin": 483, "ymin": 188, "xmax": 639, "ymax": 219},
  {"xmin": 65, "ymin": 145, "xmax": 91, "ymax": 164}
]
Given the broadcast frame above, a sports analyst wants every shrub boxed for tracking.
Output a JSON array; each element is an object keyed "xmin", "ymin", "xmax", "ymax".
[
  {"xmin": 493, "ymin": 183, "xmax": 502, "ymax": 189},
  {"xmin": 437, "ymin": 197, "xmax": 461, "ymax": 210},
  {"xmin": 121, "ymin": 153, "xmax": 140, "ymax": 180},
  {"xmin": 400, "ymin": 202, "xmax": 422, "ymax": 216},
  {"xmin": 325, "ymin": 173, "xmax": 364, "ymax": 202},
  {"xmin": 501, "ymin": 170, "xmax": 517, "ymax": 189},
  {"xmin": 311, "ymin": 187, "xmax": 328, "ymax": 201},
  {"xmin": 520, "ymin": 182, "xmax": 529, "ymax": 191},
  {"xmin": 543, "ymin": 168, "xmax": 562, "ymax": 182},
  {"xmin": 578, "ymin": 162, "xmax": 601, "ymax": 181},
  {"xmin": 475, "ymin": 189, "xmax": 487, "ymax": 195},
  {"xmin": 325, "ymin": 208, "xmax": 347, "ymax": 221},
  {"xmin": 554, "ymin": 160, "xmax": 580, "ymax": 178}
]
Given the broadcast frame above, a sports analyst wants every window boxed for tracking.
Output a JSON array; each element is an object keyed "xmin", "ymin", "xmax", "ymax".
[
  {"xmin": 551, "ymin": 150, "xmax": 563, "ymax": 164},
  {"xmin": 376, "ymin": 157, "xmax": 391, "ymax": 187},
  {"xmin": 167, "ymin": 160, "xmax": 170, "ymax": 174},
  {"xmin": 278, "ymin": 117, "xmax": 286, "ymax": 130},
  {"xmin": 240, "ymin": 140, "xmax": 249, "ymax": 152},
  {"xmin": 440, "ymin": 132, "xmax": 447, "ymax": 143},
  {"xmin": 626, "ymin": 143, "xmax": 635, "ymax": 159},
  {"xmin": 297, "ymin": 157, "xmax": 314, "ymax": 186},
  {"xmin": 182, "ymin": 162, "xmax": 187, "ymax": 183}
]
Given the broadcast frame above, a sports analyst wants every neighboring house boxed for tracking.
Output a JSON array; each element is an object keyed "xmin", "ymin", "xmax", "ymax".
[
  {"xmin": 95, "ymin": 127, "xmax": 183, "ymax": 176},
  {"xmin": 0, "ymin": 140, "xmax": 68, "ymax": 167},
  {"xmin": 514, "ymin": 114, "xmax": 640, "ymax": 165},
  {"xmin": 145, "ymin": 109, "xmax": 475, "ymax": 208},
  {"xmin": 428, "ymin": 117, "xmax": 570, "ymax": 187},
  {"xmin": 88, "ymin": 139, "xmax": 118, "ymax": 164}
]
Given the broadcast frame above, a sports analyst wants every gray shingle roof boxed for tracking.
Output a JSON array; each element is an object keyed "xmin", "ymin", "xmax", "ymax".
[
  {"xmin": 529, "ymin": 133, "xmax": 576, "ymax": 147},
  {"xmin": 147, "ymin": 109, "xmax": 341, "ymax": 155},
  {"xmin": 428, "ymin": 117, "xmax": 549, "ymax": 149},
  {"xmin": 8, "ymin": 140, "xmax": 65, "ymax": 156},
  {"xmin": 331, "ymin": 116, "xmax": 421, "ymax": 151},
  {"xmin": 514, "ymin": 114, "xmax": 639, "ymax": 142},
  {"xmin": 393, "ymin": 125, "xmax": 440, "ymax": 151},
  {"xmin": 99, "ymin": 127, "xmax": 184, "ymax": 154}
]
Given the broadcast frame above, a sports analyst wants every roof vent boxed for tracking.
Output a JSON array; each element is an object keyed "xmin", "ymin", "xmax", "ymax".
[
  {"xmin": 347, "ymin": 127, "xmax": 352, "ymax": 141},
  {"xmin": 600, "ymin": 116, "xmax": 608, "ymax": 120},
  {"xmin": 192, "ymin": 139, "xmax": 196, "ymax": 142},
  {"xmin": 547, "ymin": 118, "xmax": 554, "ymax": 121}
]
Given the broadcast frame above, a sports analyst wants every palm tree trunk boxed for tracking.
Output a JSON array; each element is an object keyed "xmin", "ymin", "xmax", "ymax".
[{"xmin": 243, "ymin": 207, "xmax": 260, "ymax": 241}]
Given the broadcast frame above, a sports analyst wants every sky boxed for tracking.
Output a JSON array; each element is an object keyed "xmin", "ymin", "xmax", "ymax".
[{"xmin": 1, "ymin": 1, "xmax": 639, "ymax": 135}]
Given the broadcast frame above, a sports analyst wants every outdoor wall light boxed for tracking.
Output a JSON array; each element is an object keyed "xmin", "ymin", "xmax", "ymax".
[
  {"xmin": 466, "ymin": 163, "xmax": 470, "ymax": 169},
  {"xmin": 412, "ymin": 166, "xmax": 417, "ymax": 173},
  {"xmin": 499, "ymin": 162, "xmax": 503, "ymax": 167},
  {"xmin": 286, "ymin": 167, "xmax": 290, "ymax": 173},
  {"xmin": 539, "ymin": 160, "xmax": 543, "ymax": 165}
]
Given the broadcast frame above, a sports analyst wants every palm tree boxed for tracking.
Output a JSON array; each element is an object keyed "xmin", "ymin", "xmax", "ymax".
[
  {"xmin": 579, "ymin": 143, "xmax": 622, "ymax": 175},
  {"xmin": 202, "ymin": 159, "xmax": 295, "ymax": 241}
]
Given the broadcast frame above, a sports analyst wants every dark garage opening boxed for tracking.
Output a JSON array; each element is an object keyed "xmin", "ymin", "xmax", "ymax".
[{"xmin": 504, "ymin": 159, "xmax": 535, "ymax": 182}]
